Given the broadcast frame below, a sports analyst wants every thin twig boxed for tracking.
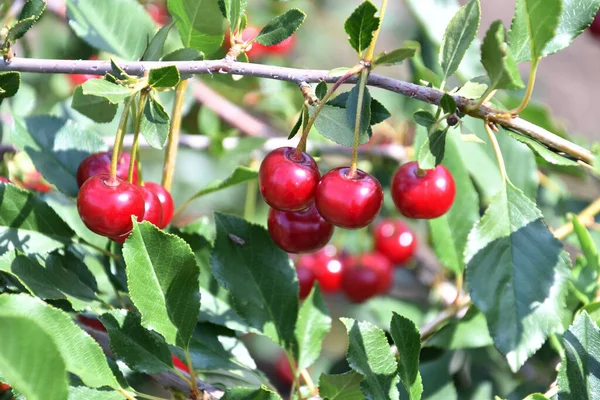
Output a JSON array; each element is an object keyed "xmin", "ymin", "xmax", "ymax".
[{"xmin": 0, "ymin": 57, "xmax": 590, "ymax": 164}]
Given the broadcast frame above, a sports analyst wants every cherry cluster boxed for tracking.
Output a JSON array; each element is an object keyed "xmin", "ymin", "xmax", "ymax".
[
  {"xmin": 259, "ymin": 147, "xmax": 456, "ymax": 254},
  {"xmin": 291, "ymin": 219, "xmax": 417, "ymax": 303},
  {"xmin": 76, "ymin": 151, "xmax": 174, "ymax": 243}
]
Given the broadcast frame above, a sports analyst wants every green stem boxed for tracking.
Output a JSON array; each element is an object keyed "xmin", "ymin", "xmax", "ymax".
[
  {"xmin": 348, "ymin": 67, "xmax": 370, "ymax": 178},
  {"xmin": 483, "ymin": 121, "xmax": 508, "ymax": 183},
  {"xmin": 510, "ymin": 59, "xmax": 539, "ymax": 115},
  {"xmin": 284, "ymin": 350, "xmax": 300, "ymax": 400},
  {"xmin": 110, "ymin": 96, "xmax": 135, "ymax": 178},
  {"xmin": 162, "ymin": 80, "xmax": 188, "ymax": 191},
  {"xmin": 128, "ymin": 91, "xmax": 148, "ymax": 184},
  {"xmin": 184, "ymin": 349, "xmax": 199, "ymax": 397},
  {"xmin": 363, "ymin": 0, "xmax": 389, "ymax": 62},
  {"xmin": 78, "ymin": 238, "xmax": 120, "ymax": 260},
  {"xmin": 294, "ymin": 64, "xmax": 364, "ymax": 158}
]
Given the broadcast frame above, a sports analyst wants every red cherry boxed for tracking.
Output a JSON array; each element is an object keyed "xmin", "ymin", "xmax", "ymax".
[
  {"xmin": 342, "ymin": 252, "xmax": 393, "ymax": 302},
  {"xmin": 241, "ymin": 26, "xmax": 267, "ymax": 59},
  {"xmin": 147, "ymin": 3, "xmax": 170, "ymax": 25},
  {"xmin": 268, "ymin": 204, "xmax": 334, "ymax": 253},
  {"xmin": 77, "ymin": 151, "xmax": 138, "ymax": 187},
  {"xmin": 391, "ymin": 161, "xmax": 456, "ymax": 219},
  {"xmin": 296, "ymin": 264, "xmax": 316, "ymax": 300},
  {"xmin": 0, "ymin": 382, "xmax": 11, "ymax": 392},
  {"xmin": 259, "ymin": 147, "xmax": 320, "ymax": 212},
  {"xmin": 68, "ymin": 56, "xmax": 100, "ymax": 87},
  {"xmin": 315, "ymin": 167, "xmax": 383, "ymax": 229},
  {"xmin": 348, "ymin": 252, "xmax": 393, "ymax": 294},
  {"xmin": 0, "ymin": 176, "xmax": 10, "ymax": 183},
  {"xmin": 304, "ymin": 245, "xmax": 346, "ymax": 293},
  {"xmin": 144, "ymin": 182, "xmax": 174, "ymax": 228},
  {"xmin": 77, "ymin": 315, "xmax": 106, "ymax": 332},
  {"xmin": 171, "ymin": 355, "xmax": 190, "ymax": 373},
  {"xmin": 275, "ymin": 354, "xmax": 295, "ymax": 385},
  {"xmin": 138, "ymin": 185, "xmax": 163, "ymax": 227},
  {"xmin": 591, "ymin": 11, "xmax": 600, "ymax": 36},
  {"xmin": 373, "ymin": 220, "xmax": 417, "ymax": 265},
  {"xmin": 264, "ymin": 35, "xmax": 295, "ymax": 56},
  {"xmin": 77, "ymin": 174, "xmax": 145, "ymax": 237}
]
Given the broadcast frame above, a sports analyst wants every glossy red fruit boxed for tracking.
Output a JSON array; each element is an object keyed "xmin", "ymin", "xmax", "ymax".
[
  {"xmin": 138, "ymin": 186, "xmax": 163, "ymax": 227},
  {"xmin": 77, "ymin": 315, "xmax": 106, "ymax": 332},
  {"xmin": 264, "ymin": 35, "xmax": 295, "ymax": 56},
  {"xmin": 316, "ymin": 167, "xmax": 383, "ymax": 229},
  {"xmin": 172, "ymin": 355, "xmax": 190, "ymax": 373},
  {"xmin": 391, "ymin": 161, "xmax": 456, "ymax": 219},
  {"xmin": 268, "ymin": 204, "xmax": 334, "ymax": 253},
  {"xmin": 0, "ymin": 382, "xmax": 11, "ymax": 392},
  {"xmin": 373, "ymin": 220, "xmax": 418, "ymax": 265},
  {"xmin": 259, "ymin": 147, "xmax": 320, "ymax": 212},
  {"xmin": 296, "ymin": 263, "xmax": 316, "ymax": 300},
  {"xmin": 348, "ymin": 252, "xmax": 393, "ymax": 294},
  {"xmin": 77, "ymin": 151, "xmax": 138, "ymax": 187},
  {"xmin": 144, "ymin": 182, "xmax": 174, "ymax": 228},
  {"xmin": 275, "ymin": 354, "xmax": 295, "ymax": 385},
  {"xmin": 343, "ymin": 252, "xmax": 393, "ymax": 302},
  {"xmin": 68, "ymin": 56, "xmax": 100, "ymax": 86},
  {"xmin": 591, "ymin": 11, "xmax": 600, "ymax": 36},
  {"xmin": 147, "ymin": 3, "xmax": 170, "ymax": 25},
  {"xmin": 301, "ymin": 245, "xmax": 346, "ymax": 293},
  {"xmin": 77, "ymin": 174, "xmax": 145, "ymax": 237},
  {"xmin": 0, "ymin": 176, "xmax": 10, "ymax": 183}
]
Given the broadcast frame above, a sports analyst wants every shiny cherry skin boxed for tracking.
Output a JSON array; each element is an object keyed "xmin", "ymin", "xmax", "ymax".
[
  {"xmin": 296, "ymin": 263, "xmax": 316, "ymax": 300},
  {"xmin": 275, "ymin": 354, "xmax": 295, "ymax": 385},
  {"xmin": 171, "ymin": 354, "xmax": 190, "ymax": 373},
  {"xmin": 144, "ymin": 182, "xmax": 174, "ymax": 228},
  {"xmin": 77, "ymin": 174, "xmax": 145, "ymax": 237},
  {"xmin": 373, "ymin": 219, "xmax": 418, "ymax": 265},
  {"xmin": 315, "ymin": 167, "xmax": 383, "ymax": 229},
  {"xmin": 591, "ymin": 11, "xmax": 600, "ymax": 36},
  {"xmin": 268, "ymin": 204, "xmax": 334, "ymax": 253},
  {"xmin": 259, "ymin": 147, "xmax": 320, "ymax": 212},
  {"xmin": 391, "ymin": 161, "xmax": 456, "ymax": 219},
  {"xmin": 300, "ymin": 245, "xmax": 346, "ymax": 293},
  {"xmin": 342, "ymin": 252, "xmax": 393, "ymax": 302},
  {"xmin": 138, "ymin": 185, "xmax": 163, "ymax": 227},
  {"xmin": 77, "ymin": 315, "xmax": 106, "ymax": 331},
  {"xmin": 77, "ymin": 151, "xmax": 138, "ymax": 187}
]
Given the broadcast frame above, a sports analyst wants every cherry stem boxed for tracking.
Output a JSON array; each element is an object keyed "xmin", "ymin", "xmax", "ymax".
[
  {"xmin": 300, "ymin": 368, "xmax": 317, "ymax": 395},
  {"xmin": 294, "ymin": 64, "xmax": 365, "ymax": 159},
  {"xmin": 184, "ymin": 349, "xmax": 199, "ymax": 397},
  {"xmin": 78, "ymin": 239, "xmax": 120, "ymax": 261},
  {"xmin": 162, "ymin": 79, "xmax": 188, "ymax": 191},
  {"xmin": 348, "ymin": 66, "xmax": 370, "ymax": 179},
  {"xmin": 110, "ymin": 96, "xmax": 134, "ymax": 179},
  {"xmin": 128, "ymin": 90, "xmax": 148, "ymax": 184},
  {"xmin": 510, "ymin": 58, "xmax": 539, "ymax": 115},
  {"xmin": 363, "ymin": 0, "xmax": 389, "ymax": 63},
  {"xmin": 483, "ymin": 121, "xmax": 508, "ymax": 183},
  {"xmin": 553, "ymin": 197, "xmax": 600, "ymax": 240},
  {"xmin": 420, "ymin": 299, "xmax": 472, "ymax": 342},
  {"xmin": 284, "ymin": 350, "xmax": 301, "ymax": 400}
]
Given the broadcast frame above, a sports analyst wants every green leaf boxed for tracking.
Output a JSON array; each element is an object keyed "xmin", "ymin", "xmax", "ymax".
[
  {"xmin": 508, "ymin": 0, "xmax": 562, "ymax": 63},
  {"xmin": 418, "ymin": 128, "xmax": 447, "ymax": 170},
  {"xmin": 429, "ymin": 132, "xmax": 480, "ymax": 275},
  {"xmin": 18, "ymin": 0, "xmax": 46, "ymax": 21},
  {"xmin": 211, "ymin": 213, "xmax": 298, "ymax": 349},
  {"xmin": 71, "ymin": 86, "xmax": 118, "ymax": 123},
  {"xmin": 427, "ymin": 308, "xmax": 493, "ymax": 350},
  {"xmin": 67, "ymin": 387, "xmax": 124, "ymax": 400},
  {"xmin": 288, "ymin": 110, "xmax": 303, "ymax": 140},
  {"xmin": 523, "ymin": 394, "xmax": 550, "ymax": 400},
  {"xmin": 344, "ymin": 1, "xmax": 380, "ymax": 55},
  {"xmin": 558, "ymin": 312, "xmax": 600, "ymax": 399},
  {"xmin": 416, "ymin": 353, "xmax": 457, "ymax": 400},
  {"xmin": 218, "ymin": 0, "xmax": 248, "ymax": 32},
  {"xmin": 10, "ymin": 115, "xmax": 106, "ymax": 197},
  {"xmin": 504, "ymin": 129, "xmax": 579, "ymax": 167},
  {"xmin": 481, "ymin": 21, "xmax": 525, "ymax": 90},
  {"xmin": 6, "ymin": 0, "xmax": 46, "ymax": 42},
  {"xmin": 571, "ymin": 214, "xmax": 599, "ymax": 273},
  {"xmin": 162, "ymin": 48, "xmax": 204, "ymax": 80},
  {"xmin": 313, "ymin": 105, "xmax": 370, "ymax": 147},
  {"xmin": 142, "ymin": 22, "xmax": 175, "ymax": 61},
  {"xmin": 390, "ymin": 313, "xmax": 423, "ymax": 400},
  {"xmin": 295, "ymin": 285, "xmax": 331, "ymax": 370},
  {"xmin": 328, "ymin": 92, "xmax": 390, "ymax": 126},
  {"xmin": 149, "ymin": 65, "xmax": 180, "ymax": 88},
  {"xmin": 185, "ymin": 166, "xmax": 257, "ymax": 205},
  {"xmin": 316, "ymin": 81, "xmax": 328, "ymax": 100},
  {"xmin": 439, "ymin": 0, "xmax": 481, "ymax": 82},
  {"xmin": 66, "ymin": 0, "xmax": 156, "ymax": 60},
  {"xmin": 346, "ymin": 84, "xmax": 372, "ymax": 139},
  {"xmin": 123, "ymin": 221, "xmax": 200, "ymax": 348},
  {"xmin": 99, "ymin": 310, "xmax": 174, "ymax": 374},
  {"xmin": 319, "ymin": 371, "xmax": 364, "ymax": 400},
  {"xmin": 374, "ymin": 46, "xmax": 417, "ymax": 67},
  {"xmin": 81, "ymin": 79, "xmax": 135, "ymax": 104},
  {"xmin": 465, "ymin": 182, "xmax": 570, "ymax": 372},
  {"xmin": 413, "ymin": 110, "xmax": 436, "ymax": 128},
  {"xmin": 222, "ymin": 386, "xmax": 282, "ymax": 400},
  {"xmin": 0, "ymin": 315, "xmax": 68, "ymax": 400},
  {"xmin": 255, "ymin": 9, "xmax": 305, "ymax": 46},
  {"xmin": 0, "ymin": 72, "xmax": 20, "ymax": 99},
  {"xmin": 168, "ymin": 0, "xmax": 225, "ymax": 54},
  {"xmin": 440, "ymin": 93, "xmax": 457, "ymax": 115},
  {"xmin": 140, "ymin": 97, "xmax": 171, "ymax": 149},
  {"xmin": 0, "ymin": 294, "xmax": 120, "ymax": 389},
  {"xmin": 0, "ymin": 184, "xmax": 74, "ymax": 255},
  {"xmin": 340, "ymin": 318, "xmax": 400, "ymax": 400}
]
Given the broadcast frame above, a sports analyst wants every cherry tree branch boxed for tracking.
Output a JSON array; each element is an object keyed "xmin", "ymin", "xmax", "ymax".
[{"xmin": 0, "ymin": 57, "xmax": 593, "ymax": 164}]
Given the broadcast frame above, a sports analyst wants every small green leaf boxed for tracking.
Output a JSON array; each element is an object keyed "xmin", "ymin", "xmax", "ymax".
[
  {"xmin": 390, "ymin": 313, "xmax": 423, "ymax": 400},
  {"xmin": 71, "ymin": 86, "xmax": 118, "ymax": 123},
  {"xmin": 504, "ymin": 129, "xmax": 579, "ymax": 167},
  {"xmin": 427, "ymin": 308, "xmax": 493, "ymax": 349},
  {"xmin": 440, "ymin": 93, "xmax": 457, "ymax": 114},
  {"xmin": 481, "ymin": 20, "xmax": 525, "ymax": 90},
  {"xmin": 218, "ymin": 0, "xmax": 248, "ymax": 33},
  {"xmin": 99, "ymin": 310, "xmax": 174, "ymax": 374},
  {"xmin": 149, "ymin": 65, "xmax": 181, "ymax": 88},
  {"xmin": 319, "ymin": 371, "xmax": 364, "ymax": 400},
  {"xmin": 340, "ymin": 318, "xmax": 400, "ymax": 399},
  {"xmin": 328, "ymin": 92, "xmax": 390, "ymax": 126},
  {"xmin": 413, "ymin": 110, "xmax": 436, "ymax": 128},
  {"xmin": 211, "ymin": 213, "xmax": 298, "ymax": 349},
  {"xmin": 0, "ymin": 314, "xmax": 68, "ymax": 400},
  {"xmin": 288, "ymin": 110, "xmax": 303, "ymax": 140},
  {"xmin": 558, "ymin": 312, "xmax": 600, "ymax": 399},
  {"xmin": 184, "ymin": 166, "xmax": 257, "ymax": 203},
  {"xmin": 18, "ymin": 0, "xmax": 46, "ymax": 21},
  {"xmin": 418, "ymin": 128, "xmax": 447, "ymax": 169},
  {"xmin": 313, "ymin": 105, "xmax": 370, "ymax": 147},
  {"xmin": 374, "ymin": 46, "xmax": 417, "ymax": 66},
  {"xmin": 140, "ymin": 97, "xmax": 170, "ymax": 149},
  {"xmin": 142, "ymin": 22, "xmax": 175, "ymax": 61},
  {"xmin": 344, "ymin": 1, "xmax": 380, "ymax": 55},
  {"xmin": 571, "ymin": 214, "xmax": 599, "ymax": 272},
  {"xmin": 255, "ymin": 9, "xmax": 306, "ymax": 46},
  {"xmin": 439, "ymin": 0, "xmax": 481, "ymax": 82},
  {"xmin": 295, "ymin": 285, "xmax": 331, "ymax": 370},
  {"xmin": 6, "ymin": 0, "xmax": 46, "ymax": 42},
  {"xmin": 222, "ymin": 386, "xmax": 282, "ymax": 400},
  {"xmin": 82, "ymin": 79, "xmax": 135, "ymax": 104},
  {"xmin": 345, "ymin": 84, "xmax": 372, "ymax": 139},
  {"xmin": 168, "ymin": 0, "xmax": 225, "ymax": 54},
  {"xmin": 123, "ymin": 221, "xmax": 201, "ymax": 348},
  {"xmin": 316, "ymin": 81, "xmax": 328, "ymax": 100},
  {"xmin": 0, "ymin": 72, "xmax": 21, "ymax": 99}
]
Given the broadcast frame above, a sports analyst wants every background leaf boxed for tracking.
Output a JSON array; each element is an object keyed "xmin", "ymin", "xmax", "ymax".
[
  {"xmin": 0, "ymin": 72, "xmax": 21, "ymax": 99},
  {"xmin": 390, "ymin": 313, "xmax": 423, "ymax": 400},
  {"xmin": 142, "ymin": 22, "xmax": 175, "ymax": 62},
  {"xmin": 345, "ymin": 84, "xmax": 372, "ymax": 140},
  {"xmin": 148, "ymin": 66, "xmax": 180, "ymax": 88},
  {"xmin": 313, "ymin": 105, "xmax": 371, "ymax": 147},
  {"xmin": 168, "ymin": 0, "xmax": 225, "ymax": 54},
  {"xmin": 426, "ymin": 308, "xmax": 493, "ymax": 350},
  {"xmin": 219, "ymin": 0, "xmax": 248, "ymax": 32},
  {"xmin": 505, "ymin": 129, "xmax": 579, "ymax": 167},
  {"xmin": 255, "ymin": 9, "xmax": 306, "ymax": 46},
  {"xmin": 67, "ymin": 387, "xmax": 124, "ymax": 400},
  {"xmin": 418, "ymin": 128, "xmax": 447, "ymax": 170},
  {"xmin": 81, "ymin": 79, "xmax": 135, "ymax": 104},
  {"xmin": 295, "ymin": 285, "xmax": 331, "ymax": 370},
  {"xmin": 71, "ymin": 87, "xmax": 118, "ymax": 123},
  {"xmin": 222, "ymin": 386, "xmax": 282, "ymax": 400},
  {"xmin": 374, "ymin": 47, "xmax": 417, "ymax": 67},
  {"xmin": 344, "ymin": 1, "xmax": 380, "ymax": 55},
  {"xmin": 140, "ymin": 98, "xmax": 171, "ymax": 149},
  {"xmin": 184, "ymin": 166, "xmax": 257, "ymax": 202},
  {"xmin": 319, "ymin": 371, "xmax": 364, "ymax": 400},
  {"xmin": 481, "ymin": 20, "xmax": 524, "ymax": 90}
]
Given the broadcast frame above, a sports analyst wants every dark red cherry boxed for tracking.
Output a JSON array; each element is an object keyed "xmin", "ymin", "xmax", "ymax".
[
  {"xmin": 391, "ymin": 161, "xmax": 456, "ymax": 219},
  {"xmin": 373, "ymin": 219, "xmax": 417, "ymax": 265},
  {"xmin": 591, "ymin": 11, "xmax": 600, "ymax": 36},
  {"xmin": 0, "ymin": 176, "xmax": 10, "ymax": 183},
  {"xmin": 77, "ymin": 174, "xmax": 145, "ymax": 237},
  {"xmin": 275, "ymin": 354, "xmax": 295, "ymax": 385},
  {"xmin": 0, "ymin": 382, "xmax": 11, "ymax": 392},
  {"xmin": 296, "ymin": 264, "xmax": 316, "ymax": 300},
  {"xmin": 348, "ymin": 252, "xmax": 394, "ymax": 294},
  {"xmin": 259, "ymin": 147, "xmax": 320, "ymax": 212},
  {"xmin": 77, "ymin": 315, "xmax": 106, "ymax": 332},
  {"xmin": 139, "ymin": 185, "xmax": 163, "ymax": 227},
  {"xmin": 171, "ymin": 355, "xmax": 190, "ymax": 373},
  {"xmin": 315, "ymin": 167, "xmax": 383, "ymax": 229},
  {"xmin": 305, "ymin": 245, "xmax": 346, "ymax": 293},
  {"xmin": 77, "ymin": 151, "xmax": 138, "ymax": 187},
  {"xmin": 144, "ymin": 182, "xmax": 174, "ymax": 228},
  {"xmin": 343, "ymin": 252, "xmax": 393, "ymax": 302},
  {"xmin": 268, "ymin": 204, "xmax": 334, "ymax": 253}
]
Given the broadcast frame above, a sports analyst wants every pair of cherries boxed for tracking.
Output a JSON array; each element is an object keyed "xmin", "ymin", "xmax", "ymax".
[{"xmin": 76, "ymin": 151, "xmax": 174, "ymax": 243}]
